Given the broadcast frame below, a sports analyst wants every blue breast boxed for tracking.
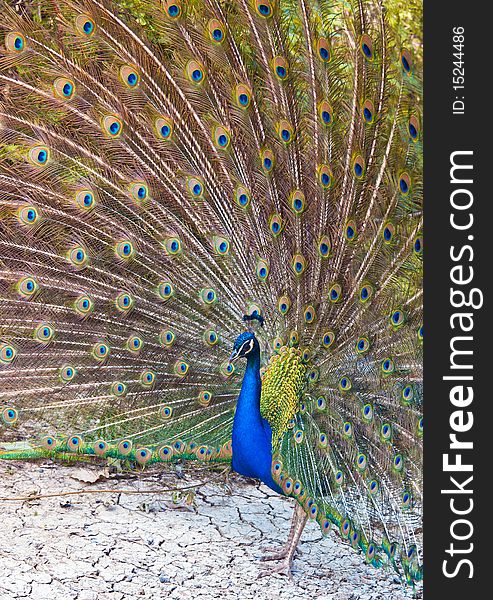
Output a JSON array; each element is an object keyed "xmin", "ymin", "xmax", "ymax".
[{"xmin": 231, "ymin": 352, "xmax": 283, "ymax": 494}]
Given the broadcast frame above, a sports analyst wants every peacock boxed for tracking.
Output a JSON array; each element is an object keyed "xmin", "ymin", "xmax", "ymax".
[{"xmin": 0, "ymin": 0, "xmax": 422, "ymax": 587}]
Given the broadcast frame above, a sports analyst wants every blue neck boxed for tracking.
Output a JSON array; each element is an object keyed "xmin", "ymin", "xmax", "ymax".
[{"xmin": 231, "ymin": 347, "xmax": 281, "ymax": 493}]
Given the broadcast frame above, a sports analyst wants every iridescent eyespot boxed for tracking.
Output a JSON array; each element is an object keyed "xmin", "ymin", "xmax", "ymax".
[
  {"xmin": 351, "ymin": 531, "xmax": 360, "ymax": 548},
  {"xmin": 414, "ymin": 235, "xmax": 423, "ymax": 255},
  {"xmin": 335, "ymin": 470, "xmax": 344, "ymax": 485},
  {"xmin": 67, "ymin": 435, "xmax": 83, "ymax": 452},
  {"xmin": 17, "ymin": 276, "xmax": 38, "ymax": 299},
  {"xmin": 401, "ymin": 385, "xmax": 414, "ymax": 404},
  {"xmin": 381, "ymin": 357, "xmax": 395, "ymax": 374},
  {"xmin": 278, "ymin": 295, "xmax": 291, "ymax": 315},
  {"xmin": 361, "ymin": 99, "xmax": 375, "ymax": 124},
  {"xmin": 328, "ymin": 283, "xmax": 342, "ymax": 303},
  {"xmin": 380, "ymin": 423, "xmax": 392, "ymax": 441},
  {"xmin": 118, "ymin": 439, "xmax": 133, "ymax": 455},
  {"xmin": 115, "ymin": 240, "xmax": 135, "ymax": 260},
  {"xmin": 390, "ymin": 308, "xmax": 405, "ymax": 328},
  {"xmin": 59, "ymin": 364, "xmax": 77, "ymax": 383},
  {"xmin": 399, "ymin": 172, "xmax": 411, "ymax": 195},
  {"xmin": 93, "ymin": 440, "xmax": 108, "ymax": 456},
  {"xmin": 318, "ymin": 432, "xmax": 328, "ymax": 448},
  {"xmin": 278, "ymin": 120, "xmax": 294, "ymax": 144},
  {"xmin": 198, "ymin": 390, "xmax": 212, "ymax": 407},
  {"xmin": 110, "ymin": 381, "xmax": 127, "ymax": 397},
  {"xmin": 67, "ymin": 245, "xmax": 89, "ymax": 269},
  {"xmin": 187, "ymin": 177, "xmax": 204, "ymax": 198},
  {"xmin": 417, "ymin": 417, "xmax": 423, "ymax": 436},
  {"xmin": 120, "ymin": 65, "xmax": 140, "ymax": 88},
  {"xmin": 75, "ymin": 15, "xmax": 96, "ymax": 36},
  {"xmin": 402, "ymin": 491, "xmax": 412, "ymax": 509},
  {"xmin": 362, "ymin": 403, "xmax": 373, "ymax": 421},
  {"xmin": 290, "ymin": 190, "xmax": 305, "ymax": 214},
  {"xmin": 155, "ymin": 116, "xmax": 174, "ymax": 140},
  {"xmin": 261, "ymin": 149, "xmax": 275, "ymax": 174},
  {"xmin": 74, "ymin": 295, "xmax": 94, "ymax": 317},
  {"xmin": 186, "ymin": 60, "xmax": 205, "ymax": 84},
  {"xmin": 369, "ymin": 480, "xmax": 379, "ymax": 495},
  {"xmin": 92, "ymin": 342, "xmax": 110, "ymax": 360},
  {"xmin": 382, "ymin": 222, "xmax": 395, "ymax": 243},
  {"xmin": 163, "ymin": 1, "xmax": 182, "ymax": 19},
  {"xmin": 307, "ymin": 367, "xmax": 319, "ymax": 383},
  {"xmin": 115, "ymin": 291, "xmax": 135, "ymax": 312},
  {"xmin": 129, "ymin": 182, "xmax": 148, "ymax": 202},
  {"xmin": 317, "ymin": 37, "xmax": 331, "ymax": 62},
  {"xmin": 256, "ymin": 259, "xmax": 269, "ymax": 281},
  {"xmin": 291, "ymin": 253, "xmax": 306, "ymax": 276},
  {"xmin": 355, "ymin": 336, "xmax": 370, "ymax": 354},
  {"xmin": 294, "ymin": 429, "xmax": 304, "ymax": 444},
  {"xmin": 140, "ymin": 370, "xmax": 156, "ymax": 387},
  {"xmin": 203, "ymin": 329, "xmax": 218, "ymax": 346},
  {"xmin": 5, "ymin": 32, "xmax": 26, "ymax": 53},
  {"xmin": 283, "ymin": 477, "xmax": 294, "ymax": 495},
  {"xmin": 159, "ymin": 329, "xmax": 175, "ymax": 347},
  {"xmin": 317, "ymin": 164, "xmax": 333, "ymax": 189},
  {"xmin": 200, "ymin": 288, "xmax": 217, "ymax": 305},
  {"xmin": 213, "ymin": 126, "xmax": 231, "ymax": 150},
  {"xmin": 273, "ymin": 56, "xmax": 289, "ymax": 80},
  {"xmin": 102, "ymin": 115, "xmax": 123, "ymax": 137},
  {"xmin": 54, "ymin": 77, "xmax": 76, "ymax": 100},
  {"xmin": 304, "ymin": 305, "xmax": 316, "ymax": 324},
  {"xmin": 289, "ymin": 330, "xmax": 299, "ymax": 346},
  {"xmin": 339, "ymin": 376, "xmax": 352, "ymax": 392},
  {"xmin": 301, "ymin": 347, "xmax": 312, "ymax": 363},
  {"xmin": 340, "ymin": 519, "xmax": 350, "ymax": 538},
  {"xmin": 388, "ymin": 542, "xmax": 398, "ymax": 560},
  {"xmin": 393, "ymin": 454, "xmax": 404, "ymax": 472},
  {"xmin": 136, "ymin": 448, "xmax": 152, "ymax": 464},
  {"xmin": 42, "ymin": 436, "xmax": 57, "ymax": 450},
  {"xmin": 34, "ymin": 323, "xmax": 55, "ymax": 344},
  {"xmin": 75, "ymin": 190, "xmax": 96, "ymax": 211},
  {"xmin": 0, "ymin": 343, "xmax": 16, "ymax": 365},
  {"xmin": 401, "ymin": 49, "xmax": 413, "ymax": 75},
  {"xmin": 359, "ymin": 283, "xmax": 374, "ymax": 303},
  {"xmin": 272, "ymin": 337, "xmax": 284, "ymax": 351},
  {"xmin": 17, "ymin": 205, "xmax": 39, "ymax": 226},
  {"xmin": 163, "ymin": 237, "xmax": 181, "ymax": 255},
  {"xmin": 409, "ymin": 115, "xmax": 420, "ymax": 141},
  {"xmin": 220, "ymin": 360, "xmax": 235, "ymax": 377},
  {"xmin": 417, "ymin": 325, "xmax": 423, "ymax": 342},
  {"xmin": 208, "ymin": 19, "xmax": 225, "ymax": 43},
  {"xmin": 127, "ymin": 334, "xmax": 143, "ymax": 353},
  {"xmin": 235, "ymin": 84, "xmax": 252, "ymax": 109},
  {"xmin": 356, "ymin": 453, "xmax": 367, "ymax": 471},
  {"xmin": 322, "ymin": 331, "xmax": 335, "ymax": 349},
  {"xmin": 269, "ymin": 213, "xmax": 283, "ymax": 236},
  {"xmin": 213, "ymin": 236, "xmax": 230, "ymax": 256},
  {"xmin": 160, "ymin": 405, "xmax": 173, "ymax": 420},
  {"xmin": 318, "ymin": 235, "xmax": 331, "ymax": 257},
  {"xmin": 158, "ymin": 445, "xmax": 174, "ymax": 461},
  {"xmin": 28, "ymin": 145, "xmax": 50, "ymax": 166},
  {"xmin": 366, "ymin": 543, "xmax": 376, "ymax": 562},
  {"xmin": 235, "ymin": 185, "xmax": 251, "ymax": 208},
  {"xmin": 255, "ymin": 0, "xmax": 273, "ymax": 17},
  {"xmin": 319, "ymin": 100, "xmax": 333, "ymax": 126},
  {"xmin": 353, "ymin": 155, "xmax": 365, "ymax": 179},
  {"xmin": 360, "ymin": 34, "xmax": 374, "ymax": 60},
  {"xmin": 345, "ymin": 219, "xmax": 357, "ymax": 241},
  {"xmin": 157, "ymin": 281, "xmax": 174, "ymax": 301}
]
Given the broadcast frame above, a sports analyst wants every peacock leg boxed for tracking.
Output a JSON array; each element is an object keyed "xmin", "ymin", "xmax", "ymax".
[
  {"xmin": 259, "ymin": 503, "xmax": 307, "ymax": 579},
  {"xmin": 261, "ymin": 501, "xmax": 300, "ymax": 561}
]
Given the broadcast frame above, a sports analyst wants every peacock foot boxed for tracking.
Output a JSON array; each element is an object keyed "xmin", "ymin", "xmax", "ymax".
[
  {"xmin": 260, "ymin": 546, "xmax": 301, "ymax": 562},
  {"xmin": 258, "ymin": 558, "xmax": 295, "ymax": 582}
]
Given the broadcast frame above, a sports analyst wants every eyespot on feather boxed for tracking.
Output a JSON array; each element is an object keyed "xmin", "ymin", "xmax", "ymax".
[
  {"xmin": 17, "ymin": 276, "xmax": 39, "ymax": 299},
  {"xmin": 75, "ymin": 15, "xmax": 96, "ymax": 37},
  {"xmin": 254, "ymin": 0, "xmax": 274, "ymax": 18},
  {"xmin": 102, "ymin": 115, "xmax": 123, "ymax": 138},
  {"xmin": 28, "ymin": 146, "xmax": 50, "ymax": 166},
  {"xmin": 75, "ymin": 190, "xmax": 96, "ymax": 211},
  {"xmin": 94, "ymin": 440, "xmax": 108, "ymax": 456},
  {"xmin": 317, "ymin": 164, "xmax": 333, "ymax": 189},
  {"xmin": 290, "ymin": 190, "xmax": 305, "ymax": 214},
  {"xmin": 207, "ymin": 19, "xmax": 226, "ymax": 43},
  {"xmin": 235, "ymin": 84, "xmax": 252, "ymax": 109},
  {"xmin": 235, "ymin": 185, "xmax": 251, "ymax": 208},
  {"xmin": 163, "ymin": 1, "xmax": 182, "ymax": 20},
  {"xmin": 140, "ymin": 370, "xmax": 156, "ymax": 388},
  {"xmin": 115, "ymin": 240, "xmax": 135, "ymax": 260},
  {"xmin": 74, "ymin": 295, "xmax": 94, "ymax": 317},
  {"xmin": 120, "ymin": 65, "xmax": 140, "ymax": 88},
  {"xmin": 260, "ymin": 149, "xmax": 275, "ymax": 174},
  {"xmin": 155, "ymin": 116, "xmax": 174, "ymax": 140},
  {"xmin": 53, "ymin": 77, "xmax": 76, "ymax": 100},
  {"xmin": 186, "ymin": 60, "xmax": 205, "ymax": 85},
  {"xmin": 5, "ymin": 32, "xmax": 26, "ymax": 53},
  {"xmin": 34, "ymin": 323, "xmax": 55, "ymax": 344},
  {"xmin": 213, "ymin": 126, "xmax": 231, "ymax": 150},
  {"xmin": 361, "ymin": 99, "xmax": 375, "ymax": 124},
  {"xmin": 319, "ymin": 100, "xmax": 333, "ymax": 126},
  {"xmin": 291, "ymin": 253, "xmax": 306, "ymax": 276},
  {"xmin": 360, "ymin": 34, "xmax": 374, "ymax": 60},
  {"xmin": 352, "ymin": 154, "xmax": 366, "ymax": 179},
  {"xmin": 159, "ymin": 329, "xmax": 175, "ymax": 347},
  {"xmin": 17, "ymin": 205, "xmax": 40, "ymax": 226},
  {"xmin": 277, "ymin": 119, "xmax": 294, "ymax": 144},
  {"xmin": 115, "ymin": 291, "xmax": 135, "ymax": 312},
  {"xmin": 277, "ymin": 295, "xmax": 291, "ymax": 315},
  {"xmin": 317, "ymin": 37, "xmax": 331, "ymax": 62},
  {"xmin": 401, "ymin": 48, "xmax": 413, "ymax": 75}
]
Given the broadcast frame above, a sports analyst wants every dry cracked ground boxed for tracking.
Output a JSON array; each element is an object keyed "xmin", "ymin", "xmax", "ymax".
[{"xmin": 0, "ymin": 460, "xmax": 422, "ymax": 600}]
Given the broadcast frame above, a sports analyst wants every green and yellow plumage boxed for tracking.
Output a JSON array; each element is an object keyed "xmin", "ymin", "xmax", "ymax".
[{"xmin": 0, "ymin": 0, "xmax": 422, "ymax": 586}]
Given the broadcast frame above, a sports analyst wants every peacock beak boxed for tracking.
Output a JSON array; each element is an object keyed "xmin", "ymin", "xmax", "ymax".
[{"xmin": 229, "ymin": 349, "xmax": 240, "ymax": 364}]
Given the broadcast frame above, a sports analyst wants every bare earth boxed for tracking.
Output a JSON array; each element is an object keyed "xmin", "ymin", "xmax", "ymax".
[{"xmin": 0, "ymin": 460, "xmax": 421, "ymax": 600}]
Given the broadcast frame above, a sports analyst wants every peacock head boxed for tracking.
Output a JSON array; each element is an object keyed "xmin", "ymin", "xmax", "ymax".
[{"xmin": 229, "ymin": 331, "xmax": 258, "ymax": 363}]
